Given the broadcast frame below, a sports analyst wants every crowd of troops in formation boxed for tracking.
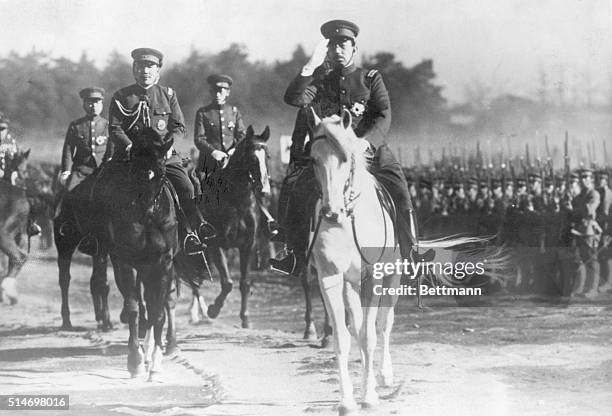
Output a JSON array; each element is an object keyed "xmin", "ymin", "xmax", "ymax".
[{"xmin": 403, "ymin": 161, "xmax": 612, "ymax": 298}]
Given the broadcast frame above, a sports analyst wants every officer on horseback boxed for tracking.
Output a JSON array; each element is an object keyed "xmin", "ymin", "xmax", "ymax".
[
  {"xmin": 60, "ymin": 87, "xmax": 113, "ymax": 191},
  {"xmin": 108, "ymin": 48, "xmax": 213, "ymax": 255},
  {"xmin": 194, "ymin": 74, "xmax": 246, "ymax": 178},
  {"xmin": 270, "ymin": 19, "xmax": 420, "ymax": 276}
]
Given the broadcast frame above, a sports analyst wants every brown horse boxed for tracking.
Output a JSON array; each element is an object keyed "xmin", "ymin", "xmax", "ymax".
[{"xmin": 195, "ymin": 126, "xmax": 271, "ymax": 329}]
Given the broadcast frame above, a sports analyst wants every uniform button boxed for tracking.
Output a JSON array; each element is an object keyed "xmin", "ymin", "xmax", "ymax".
[
  {"xmin": 340, "ymin": 76, "xmax": 345, "ymax": 80},
  {"xmin": 341, "ymin": 89, "xmax": 346, "ymax": 94},
  {"xmin": 341, "ymin": 105, "xmax": 347, "ymax": 109},
  {"xmin": 221, "ymin": 118, "xmax": 225, "ymax": 122}
]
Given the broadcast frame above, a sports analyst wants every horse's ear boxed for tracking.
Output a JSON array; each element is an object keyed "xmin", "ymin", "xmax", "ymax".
[
  {"xmin": 261, "ymin": 126, "xmax": 270, "ymax": 142},
  {"xmin": 310, "ymin": 107, "xmax": 322, "ymax": 126},
  {"xmin": 246, "ymin": 125, "xmax": 254, "ymax": 139},
  {"xmin": 341, "ymin": 109, "xmax": 352, "ymax": 130},
  {"xmin": 161, "ymin": 138, "xmax": 174, "ymax": 155},
  {"xmin": 24, "ymin": 149, "xmax": 31, "ymax": 159}
]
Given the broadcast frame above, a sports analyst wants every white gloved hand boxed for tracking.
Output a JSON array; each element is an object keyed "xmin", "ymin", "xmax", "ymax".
[
  {"xmin": 227, "ymin": 148, "xmax": 236, "ymax": 157},
  {"xmin": 59, "ymin": 171, "xmax": 71, "ymax": 186},
  {"xmin": 301, "ymin": 39, "xmax": 329, "ymax": 76},
  {"xmin": 125, "ymin": 143, "xmax": 133, "ymax": 160},
  {"xmin": 211, "ymin": 150, "xmax": 228, "ymax": 162}
]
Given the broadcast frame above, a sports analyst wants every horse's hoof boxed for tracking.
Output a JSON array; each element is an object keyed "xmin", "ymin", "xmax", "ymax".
[
  {"xmin": 320, "ymin": 336, "xmax": 331, "ymax": 349},
  {"xmin": 147, "ymin": 371, "xmax": 162, "ymax": 382},
  {"xmin": 338, "ymin": 402, "xmax": 358, "ymax": 416},
  {"xmin": 128, "ymin": 363, "xmax": 145, "ymax": 378},
  {"xmin": 361, "ymin": 400, "xmax": 379, "ymax": 410},
  {"xmin": 304, "ymin": 327, "xmax": 317, "ymax": 340},
  {"xmin": 207, "ymin": 305, "xmax": 220, "ymax": 319},
  {"xmin": 7, "ymin": 296, "xmax": 18, "ymax": 306},
  {"xmin": 165, "ymin": 340, "xmax": 179, "ymax": 357},
  {"xmin": 99, "ymin": 321, "xmax": 114, "ymax": 332},
  {"xmin": 376, "ymin": 371, "xmax": 394, "ymax": 387},
  {"xmin": 241, "ymin": 318, "xmax": 251, "ymax": 329},
  {"xmin": 60, "ymin": 322, "xmax": 73, "ymax": 331}
]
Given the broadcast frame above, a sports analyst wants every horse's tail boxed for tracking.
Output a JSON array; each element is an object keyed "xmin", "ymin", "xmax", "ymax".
[{"xmin": 418, "ymin": 234, "xmax": 513, "ymax": 288}]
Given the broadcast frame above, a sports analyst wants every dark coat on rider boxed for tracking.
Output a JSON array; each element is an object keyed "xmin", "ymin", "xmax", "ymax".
[
  {"xmin": 284, "ymin": 63, "xmax": 391, "ymax": 157},
  {"xmin": 109, "ymin": 83, "xmax": 184, "ymax": 165},
  {"xmin": 194, "ymin": 103, "xmax": 246, "ymax": 175},
  {"xmin": 61, "ymin": 115, "xmax": 112, "ymax": 174}
]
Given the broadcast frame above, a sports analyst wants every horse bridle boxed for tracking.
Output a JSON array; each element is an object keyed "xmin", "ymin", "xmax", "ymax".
[{"xmin": 306, "ymin": 134, "xmax": 390, "ymax": 266}]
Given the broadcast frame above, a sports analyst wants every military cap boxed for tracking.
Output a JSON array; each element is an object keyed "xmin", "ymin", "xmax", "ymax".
[
  {"xmin": 569, "ymin": 172, "xmax": 580, "ymax": 182},
  {"xmin": 544, "ymin": 177, "xmax": 553, "ymax": 185},
  {"xmin": 79, "ymin": 87, "xmax": 105, "ymax": 101},
  {"xmin": 516, "ymin": 178, "xmax": 527, "ymax": 186},
  {"xmin": 467, "ymin": 177, "xmax": 478, "ymax": 186},
  {"xmin": 207, "ymin": 74, "xmax": 233, "ymax": 89},
  {"xmin": 444, "ymin": 180, "xmax": 453, "ymax": 188},
  {"xmin": 131, "ymin": 48, "xmax": 163, "ymax": 66},
  {"xmin": 554, "ymin": 175, "xmax": 564, "ymax": 184},
  {"xmin": 595, "ymin": 169, "xmax": 609, "ymax": 179},
  {"xmin": 491, "ymin": 178, "xmax": 502, "ymax": 188},
  {"xmin": 579, "ymin": 168, "xmax": 593, "ymax": 178},
  {"xmin": 321, "ymin": 19, "xmax": 359, "ymax": 40}
]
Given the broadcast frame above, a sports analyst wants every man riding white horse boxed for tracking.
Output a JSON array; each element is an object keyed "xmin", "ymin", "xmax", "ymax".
[{"xmin": 270, "ymin": 19, "xmax": 424, "ymax": 276}]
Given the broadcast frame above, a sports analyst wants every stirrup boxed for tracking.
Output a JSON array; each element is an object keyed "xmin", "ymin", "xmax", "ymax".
[
  {"xmin": 184, "ymin": 233, "xmax": 206, "ymax": 255},
  {"xmin": 412, "ymin": 248, "xmax": 435, "ymax": 263},
  {"xmin": 267, "ymin": 220, "xmax": 280, "ymax": 238},
  {"xmin": 269, "ymin": 249, "xmax": 297, "ymax": 276}
]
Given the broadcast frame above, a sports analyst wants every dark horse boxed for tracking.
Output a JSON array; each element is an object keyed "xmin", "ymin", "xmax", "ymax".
[
  {"xmin": 61, "ymin": 128, "xmax": 180, "ymax": 378},
  {"xmin": 196, "ymin": 126, "xmax": 271, "ymax": 329},
  {"xmin": 54, "ymin": 177, "xmax": 114, "ymax": 331},
  {"xmin": 0, "ymin": 149, "xmax": 31, "ymax": 305}
]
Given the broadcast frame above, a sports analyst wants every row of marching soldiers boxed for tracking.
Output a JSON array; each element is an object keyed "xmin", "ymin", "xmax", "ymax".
[{"xmin": 403, "ymin": 167, "xmax": 612, "ymax": 298}]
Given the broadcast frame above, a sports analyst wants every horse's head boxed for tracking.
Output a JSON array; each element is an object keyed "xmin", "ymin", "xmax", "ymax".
[
  {"xmin": 130, "ymin": 127, "xmax": 174, "ymax": 182},
  {"xmin": 3, "ymin": 148, "xmax": 30, "ymax": 187},
  {"xmin": 229, "ymin": 125, "xmax": 271, "ymax": 197},
  {"xmin": 309, "ymin": 109, "xmax": 367, "ymax": 223}
]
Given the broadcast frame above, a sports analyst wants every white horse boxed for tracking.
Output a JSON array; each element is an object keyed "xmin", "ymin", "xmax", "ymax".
[{"xmin": 308, "ymin": 109, "xmax": 401, "ymax": 413}]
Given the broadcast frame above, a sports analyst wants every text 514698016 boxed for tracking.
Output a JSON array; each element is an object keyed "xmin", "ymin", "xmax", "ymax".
[{"xmin": 0, "ymin": 395, "xmax": 69, "ymax": 410}]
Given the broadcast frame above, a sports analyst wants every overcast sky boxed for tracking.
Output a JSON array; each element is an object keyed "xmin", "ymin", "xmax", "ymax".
[{"xmin": 0, "ymin": 0, "xmax": 610, "ymax": 103}]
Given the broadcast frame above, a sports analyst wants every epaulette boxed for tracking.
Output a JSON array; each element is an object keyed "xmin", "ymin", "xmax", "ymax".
[
  {"xmin": 366, "ymin": 69, "xmax": 378, "ymax": 78},
  {"xmin": 232, "ymin": 106, "xmax": 237, "ymax": 113}
]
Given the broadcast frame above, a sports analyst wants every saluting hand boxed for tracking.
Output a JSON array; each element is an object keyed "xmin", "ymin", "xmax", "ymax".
[{"xmin": 302, "ymin": 39, "xmax": 329, "ymax": 76}]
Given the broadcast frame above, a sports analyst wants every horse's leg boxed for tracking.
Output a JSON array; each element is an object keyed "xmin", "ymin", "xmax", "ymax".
[
  {"xmin": 319, "ymin": 272, "xmax": 357, "ymax": 413},
  {"xmin": 359, "ymin": 297, "xmax": 379, "ymax": 408},
  {"xmin": 57, "ymin": 235, "xmax": 78, "ymax": 329},
  {"xmin": 239, "ymin": 245, "xmax": 252, "ymax": 329},
  {"xmin": 189, "ymin": 287, "xmax": 201, "ymax": 324},
  {"xmin": 301, "ymin": 269, "xmax": 317, "ymax": 340},
  {"xmin": 113, "ymin": 258, "xmax": 143, "ymax": 376},
  {"xmin": 207, "ymin": 246, "xmax": 233, "ymax": 319},
  {"xmin": 165, "ymin": 279, "xmax": 178, "ymax": 356},
  {"xmin": 376, "ymin": 305, "xmax": 395, "ymax": 387},
  {"xmin": 144, "ymin": 259, "xmax": 173, "ymax": 381},
  {"xmin": 91, "ymin": 253, "xmax": 113, "ymax": 331}
]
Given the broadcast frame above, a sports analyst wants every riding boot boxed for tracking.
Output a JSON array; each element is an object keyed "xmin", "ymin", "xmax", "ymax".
[
  {"xmin": 180, "ymin": 198, "xmax": 207, "ymax": 255},
  {"xmin": 269, "ymin": 167, "xmax": 314, "ymax": 277}
]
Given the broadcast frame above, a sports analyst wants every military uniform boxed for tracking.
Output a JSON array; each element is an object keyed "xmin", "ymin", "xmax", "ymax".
[
  {"xmin": 571, "ymin": 170, "xmax": 601, "ymax": 296},
  {"xmin": 194, "ymin": 74, "xmax": 246, "ymax": 177},
  {"xmin": 61, "ymin": 104, "xmax": 112, "ymax": 191},
  {"xmin": 596, "ymin": 171, "xmax": 612, "ymax": 292},
  {"xmin": 108, "ymin": 48, "xmax": 210, "ymax": 253},
  {"xmin": 271, "ymin": 19, "xmax": 415, "ymax": 275}
]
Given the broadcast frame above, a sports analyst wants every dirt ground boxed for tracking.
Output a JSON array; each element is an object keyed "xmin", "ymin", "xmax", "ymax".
[{"xmin": 1, "ymin": 248, "xmax": 612, "ymax": 416}]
